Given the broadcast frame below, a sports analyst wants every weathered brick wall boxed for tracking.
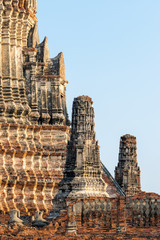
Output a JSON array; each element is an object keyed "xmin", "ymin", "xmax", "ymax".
[
  {"xmin": 0, "ymin": 194, "xmax": 159, "ymax": 239},
  {"xmin": 64, "ymin": 194, "xmax": 160, "ymax": 238},
  {"xmin": 0, "ymin": 123, "xmax": 70, "ymax": 215}
]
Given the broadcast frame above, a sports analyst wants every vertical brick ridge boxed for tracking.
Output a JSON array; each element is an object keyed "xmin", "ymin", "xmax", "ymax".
[
  {"xmin": 10, "ymin": 3, "xmax": 24, "ymax": 124},
  {"xmin": 23, "ymin": 151, "xmax": 34, "ymax": 213},
  {"xmin": 0, "ymin": 149, "xmax": 9, "ymax": 213},
  {"xmin": 5, "ymin": 150, "xmax": 16, "ymax": 211},
  {"xmin": 17, "ymin": 125, "xmax": 28, "ymax": 149},
  {"xmin": 1, "ymin": 1, "xmax": 16, "ymax": 123},
  {"xmin": 27, "ymin": 126, "xmax": 36, "ymax": 151},
  {"xmin": 21, "ymin": 151, "xmax": 29, "ymax": 213},
  {"xmin": 34, "ymin": 152, "xmax": 46, "ymax": 212},
  {"xmin": 0, "ymin": 1, "xmax": 6, "ymax": 123},
  {"xmin": 14, "ymin": 151, "xmax": 25, "ymax": 212},
  {"xmin": 41, "ymin": 152, "xmax": 50, "ymax": 213}
]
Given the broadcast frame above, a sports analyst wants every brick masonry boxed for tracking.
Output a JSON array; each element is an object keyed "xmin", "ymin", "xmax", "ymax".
[{"xmin": 0, "ymin": 1, "xmax": 159, "ymax": 239}]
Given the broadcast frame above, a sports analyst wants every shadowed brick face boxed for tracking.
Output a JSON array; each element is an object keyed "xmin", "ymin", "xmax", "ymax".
[{"xmin": 0, "ymin": 1, "xmax": 159, "ymax": 239}]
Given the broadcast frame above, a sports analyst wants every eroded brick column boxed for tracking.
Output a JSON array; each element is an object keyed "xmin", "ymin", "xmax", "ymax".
[
  {"xmin": 1, "ymin": 1, "xmax": 16, "ymax": 123},
  {"xmin": 0, "ymin": 0, "xmax": 5, "ymax": 122},
  {"xmin": 29, "ymin": 51, "xmax": 40, "ymax": 124},
  {"xmin": 41, "ymin": 77, "xmax": 50, "ymax": 125},
  {"xmin": 10, "ymin": 2, "xmax": 23, "ymax": 124},
  {"xmin": 51, "ymin": 77, "xmax": 65, "ymax": 125},
  {"xmin": 17, "ymin": 10, "xmax": 31, "ymax": 124}
]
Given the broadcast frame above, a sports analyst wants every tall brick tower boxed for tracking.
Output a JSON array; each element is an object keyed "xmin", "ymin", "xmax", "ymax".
[
  {"xmin": 0, "ymin": 0, "xmax": 69, "ymax": 125},
  {"xmin": 0, "ymin": 0, "xmax": 70, "ymax": 215},
  {"xmin": 115, "ymin": 134, "xmax": 141, "ymax": 196},
  {"xmin": 59, "ymin": 95, "xmax": 108, "ymax": 199}
]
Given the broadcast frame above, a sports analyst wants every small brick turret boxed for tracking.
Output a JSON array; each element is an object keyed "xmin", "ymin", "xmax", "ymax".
[{"xmin": 115, "ymin": 134, "xmax": 141, "ymax": 196}]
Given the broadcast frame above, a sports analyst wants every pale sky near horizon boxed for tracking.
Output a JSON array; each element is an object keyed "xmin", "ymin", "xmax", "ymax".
[{"xmin": 37, "ymin": 0, "xmax": 160, "ymax": 195}]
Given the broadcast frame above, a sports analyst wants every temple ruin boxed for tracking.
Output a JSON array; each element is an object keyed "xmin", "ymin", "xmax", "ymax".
[{"xmin": 0, "ymin": 1, "xmax": 159, "ymax": 239}]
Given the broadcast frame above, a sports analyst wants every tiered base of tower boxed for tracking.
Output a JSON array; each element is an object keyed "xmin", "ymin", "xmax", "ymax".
[{"xmin": 0, "ymin": 123, "xmax": 70, "ymax": 215}]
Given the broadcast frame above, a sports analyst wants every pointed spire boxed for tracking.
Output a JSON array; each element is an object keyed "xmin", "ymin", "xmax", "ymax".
[
  {"xmin": 32, "ymin": 22, "xmax": 39, "ymax": 48},
  {"xmin": 27, "ymin": 23, "xmax": 39, "ymax": 48},
  {"xmin": 43, "ymin": 36, "xmax": 50, "ymax": 62},
  {"xmin": 58, "ymin": 52, "xmax": 65, "ymax": 79}
]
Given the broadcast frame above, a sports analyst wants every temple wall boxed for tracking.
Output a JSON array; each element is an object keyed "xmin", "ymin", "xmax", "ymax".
[
  {"xmin": 0, "ymin": 193, "xmax": 159, "ymax": 239},
  {"xmin": 65, "ymin": 194, "xmax": 160, "ymax": 235}
]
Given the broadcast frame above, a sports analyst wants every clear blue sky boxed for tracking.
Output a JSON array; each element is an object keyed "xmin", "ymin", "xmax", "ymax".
[{"xmin": 37, "ymin": 0, "xmax": 160, "ymax": 195}]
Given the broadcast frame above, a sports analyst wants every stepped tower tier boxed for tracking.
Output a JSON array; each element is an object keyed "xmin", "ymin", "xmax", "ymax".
[
  {"xmin": 0, "ymin": 0, "xmax": 69, "ymax": 125},
  {"xmin": 23, "ymin": 26, "xmax": 70, "ymax": 125},
  {"xmin": 115, "ymin": 134, "xmax": 141, "ymax": 196}
]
